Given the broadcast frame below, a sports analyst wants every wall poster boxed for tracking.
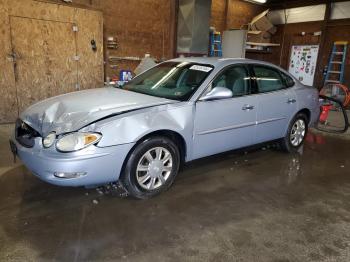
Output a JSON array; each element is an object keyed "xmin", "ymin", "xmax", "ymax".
[{"xmin": 288, "ymin": 45, "xmax": 319, "ymax": 86}]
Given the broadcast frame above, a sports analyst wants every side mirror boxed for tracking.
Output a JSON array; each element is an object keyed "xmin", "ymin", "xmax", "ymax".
[{"xmin": 200, "ymin": 87, "xmax": 233, "ymax": 101}]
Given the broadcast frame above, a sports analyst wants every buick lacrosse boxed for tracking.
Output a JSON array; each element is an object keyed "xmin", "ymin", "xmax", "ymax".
[{"xmin": 10, "ymin": 58, "xmax": 320, "ymax": 199}]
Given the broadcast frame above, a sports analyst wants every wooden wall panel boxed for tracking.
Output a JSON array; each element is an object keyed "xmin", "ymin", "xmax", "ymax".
[
  {"xmin": 40, "ymin": 0, "xmax": 99, "ymax": 9},
  {"xmin": 15, "ymin": 0, "xmax": 177, "ymax": 80},
  {"xmin": 0, "ymin": 0, "xmax": 17, "ymax": 123},
  {"xmin": 41, "ymin": 0, "xmax": 178, "ymax": 78},
  {"xmin": 0, "ymin": 0, "xmax": 104, "ymax": 123},
  {"xmin": 10, "ymin": 0, "xmax": 76, "ymax": 23},
  {"xmin": 10, "ymin": 17, "xmax": 77, "ymax": 113},
  {"xmin": 75, "ymin": 8, "xmax": 104, "ymax": 89}
]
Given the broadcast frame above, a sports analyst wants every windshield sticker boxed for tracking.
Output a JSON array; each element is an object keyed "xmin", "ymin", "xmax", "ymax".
[{"xmin": 190, "ymin": 65, "xmax": 212, "ymax": 72}]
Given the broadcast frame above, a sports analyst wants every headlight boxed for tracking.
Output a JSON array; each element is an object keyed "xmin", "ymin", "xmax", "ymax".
[
  {"xmin": 43, "ymin": 132, "xmax": 56, "ymax": 148},
  {"xmin": 56, "ymin": 133, "xmax": 102, "ymax": 152}
]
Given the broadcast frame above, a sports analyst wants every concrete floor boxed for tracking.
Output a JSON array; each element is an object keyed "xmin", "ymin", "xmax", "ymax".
[{"xmin": 1, "ymin": 125, "xmax": 350, "ymax": 262}]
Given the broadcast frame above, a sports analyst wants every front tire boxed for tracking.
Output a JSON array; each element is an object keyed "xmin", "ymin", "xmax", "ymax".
[
  {"xmin": 120, "ymin": 136, "xmax": 180, "ymax": 199},
  {"xmin": 280, "ymin": 113, "xmax": 308, "ymax": 153}
]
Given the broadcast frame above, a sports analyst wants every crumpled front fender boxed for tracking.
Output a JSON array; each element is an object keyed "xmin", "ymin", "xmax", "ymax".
[{"xmin": 85, "ymin": 103, "xmax": 194, "ymax": 152}]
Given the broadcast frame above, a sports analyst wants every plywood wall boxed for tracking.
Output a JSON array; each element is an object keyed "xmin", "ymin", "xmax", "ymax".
[
  {"xmin": 44, "ymin": 0, "xmax": 176, "ymax": 81},
  {"xmin": 0, "ymin": 0, "xmax": 17, "ymax": 123},
  {"xmin": 10, "ymin": 16, "xmax": 78, "ymax": 113},
  {"xmin": 0, "ymin": 0, "xmax": 103, "ymax": 123},
  {"xmin": 75, "ymin": 7, "xmax": 104, "ymax": 89}
]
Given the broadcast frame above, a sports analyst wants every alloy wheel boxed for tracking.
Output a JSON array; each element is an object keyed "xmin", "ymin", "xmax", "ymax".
[
  {"xmin": 290, "ymin": 119, "xmax": 306, "ymax": 147},
  {"xmin": 136, "ymin": 147, "xmax": 173, "ymax": 190}
]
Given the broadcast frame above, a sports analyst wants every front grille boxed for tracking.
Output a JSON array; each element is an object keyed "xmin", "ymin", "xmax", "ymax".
[{"xmin": 15, "ymin": 119, "xmax": 41, "ymax": 148}]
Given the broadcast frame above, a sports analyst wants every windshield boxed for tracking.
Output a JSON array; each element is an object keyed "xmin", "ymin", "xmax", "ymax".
[{"xmin": 120, "ymin": 62, "xmax": 214, "ymax": 101}]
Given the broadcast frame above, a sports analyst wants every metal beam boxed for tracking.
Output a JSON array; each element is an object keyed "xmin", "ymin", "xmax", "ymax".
[
  {"xmin": 224, "ymin": 0, "xmax": 229, "ymax": 31},
  {"xmin": 267, "ymin": 0, "xmax": 347, "ymax": 10}
]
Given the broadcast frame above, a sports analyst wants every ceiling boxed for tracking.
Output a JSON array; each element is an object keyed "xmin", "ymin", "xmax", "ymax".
[
  {"xmin": 265, "ymin": 0, "xmax": 345, "ymax": 9},
  {"xmin": 266, "ymin": 0, "xmax": 334, "ymax": 9}
]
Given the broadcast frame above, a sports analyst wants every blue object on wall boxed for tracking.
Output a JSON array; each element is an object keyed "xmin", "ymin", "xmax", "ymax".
[{"xmin": 119, "ymin": 70, "xmax": 133, "ymax": 82}]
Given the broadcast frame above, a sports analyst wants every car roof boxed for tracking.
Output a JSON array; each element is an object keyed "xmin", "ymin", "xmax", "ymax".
[
  {"xmin": 169, "ymin": 57, "xmax": 278, "ymax": 68},
  {"xmin": 168, "ymin": 57, "xmax": 293, "ymax": 78}
]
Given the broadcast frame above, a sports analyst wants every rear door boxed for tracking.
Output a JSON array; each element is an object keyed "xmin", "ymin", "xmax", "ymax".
[{"xmin": 252, "ymin": 65, "xmax": 297, "ymax": 143}]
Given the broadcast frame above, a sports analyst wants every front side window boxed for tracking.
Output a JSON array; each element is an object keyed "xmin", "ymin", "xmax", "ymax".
[
  {"xmin": 211, "ymin": 66, "xmax": 250, "ymax": 97},
  {"xmin": 120, "ymin": 62, "xmax": 213, "ymax": 101},
  {"xmin": 253, "ymin": 66, "xmax": 286, "ymax": 93}
]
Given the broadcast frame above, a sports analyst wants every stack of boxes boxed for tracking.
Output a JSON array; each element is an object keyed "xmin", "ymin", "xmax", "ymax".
[{"xmin": 247, "ymin": 10, "xmax": 277, "ymax": 44}]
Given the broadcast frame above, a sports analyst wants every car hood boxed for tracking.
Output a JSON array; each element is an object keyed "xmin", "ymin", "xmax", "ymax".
[{"xmin": 20, "ymin": 87, "xmax": 176, "ymax": 136}]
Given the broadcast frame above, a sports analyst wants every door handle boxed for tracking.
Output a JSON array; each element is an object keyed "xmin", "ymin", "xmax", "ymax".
[
  {"xmin": 242, "ymin": 105, "xmax": 255, "ymax": 111},
  {"xmin": 287, "ymin": 98, "xmax": 296, "ymax": 104}
]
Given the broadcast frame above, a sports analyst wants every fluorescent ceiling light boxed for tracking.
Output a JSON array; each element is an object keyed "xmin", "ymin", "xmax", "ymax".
[{"xmin": 244, "ymin": 0, "xmax": 267, "ymax": 4}]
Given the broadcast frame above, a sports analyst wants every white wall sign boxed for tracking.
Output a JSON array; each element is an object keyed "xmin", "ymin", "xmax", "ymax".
[{"xmin": 288, "ymin": 45, "xmax": 319, "ymax": 86}]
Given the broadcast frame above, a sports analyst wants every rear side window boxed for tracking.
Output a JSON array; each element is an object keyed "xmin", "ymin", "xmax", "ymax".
[
  {"xmin": 281, "ymin": 72, "xmax": 295, "ymax": 87},
  {"xmin": 253, "ymin": 66, "xmax": 286, "ymax": 93}
]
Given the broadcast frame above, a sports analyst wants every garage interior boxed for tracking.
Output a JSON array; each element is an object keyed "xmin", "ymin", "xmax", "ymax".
[{"xmin": 1, "ymin": 0, "xmax": 350, "ymax": 261}]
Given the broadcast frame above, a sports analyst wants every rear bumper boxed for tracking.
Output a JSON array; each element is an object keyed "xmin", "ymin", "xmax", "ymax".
[{"xmin": 11, "ymin": 137, "xmax": 135, "ymax": 187}]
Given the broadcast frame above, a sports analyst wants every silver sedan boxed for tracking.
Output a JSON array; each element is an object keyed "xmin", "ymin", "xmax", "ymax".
[{"xmin": 10, "ymin": 58, "xmax": 320, "ymax": 199}]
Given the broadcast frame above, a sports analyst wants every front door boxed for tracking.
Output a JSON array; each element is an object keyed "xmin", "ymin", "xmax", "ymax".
[
  {"xmin": 192, "ymin": 65, "xmax": 258, "ymax": 159},
  {"xmin": 252, "ymin": 65, "xmax": 298, "ymax": 143}
]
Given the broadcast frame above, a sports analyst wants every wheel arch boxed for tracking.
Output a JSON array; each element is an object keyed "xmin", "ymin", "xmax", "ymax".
[
  {"xmin": 120, "ymin": 129, "xmax": 187, "ymax": 177},
  {"xmin": 137, "ymin": 130, "xmax": 187, "ymax": 163},
  {"xmin": 284, "ymin": 108, "xmax": 311, "ymax": 137},
  {"xmin": 297, "ymin": 108, "xmax": 311, "ymax": 123}
]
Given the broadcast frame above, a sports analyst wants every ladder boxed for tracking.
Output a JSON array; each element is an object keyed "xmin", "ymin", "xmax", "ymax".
[
  {"xmin": 210, "ymin": 31, "xmax": 222, "ymax": 57},
  {"xmin": 324, "ymin": 41, "xmax": 348, "ymax": 85}
]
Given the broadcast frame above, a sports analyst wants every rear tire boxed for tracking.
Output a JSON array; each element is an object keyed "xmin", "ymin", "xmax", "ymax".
[
  {"xmin": 120, "ymin": 136, "xmax": 180, "ymax": 199},
  {"xmin": 280, "ymin": 113, "xmax": 308, "ymax": 153}
]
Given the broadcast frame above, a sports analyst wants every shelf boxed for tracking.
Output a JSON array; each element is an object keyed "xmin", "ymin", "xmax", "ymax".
[
  {"xmin": 246, "ymin": 49, "xmax": 272, "ymax": 54},
  {"xmin": 246, "ymin": 42, "xmax": 280, "ymax": 47}
]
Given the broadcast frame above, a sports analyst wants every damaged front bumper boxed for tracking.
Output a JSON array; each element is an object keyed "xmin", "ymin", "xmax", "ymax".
[{"xmin": 10, "ymin": 136, "xmax": 135, "ymax": 187}]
